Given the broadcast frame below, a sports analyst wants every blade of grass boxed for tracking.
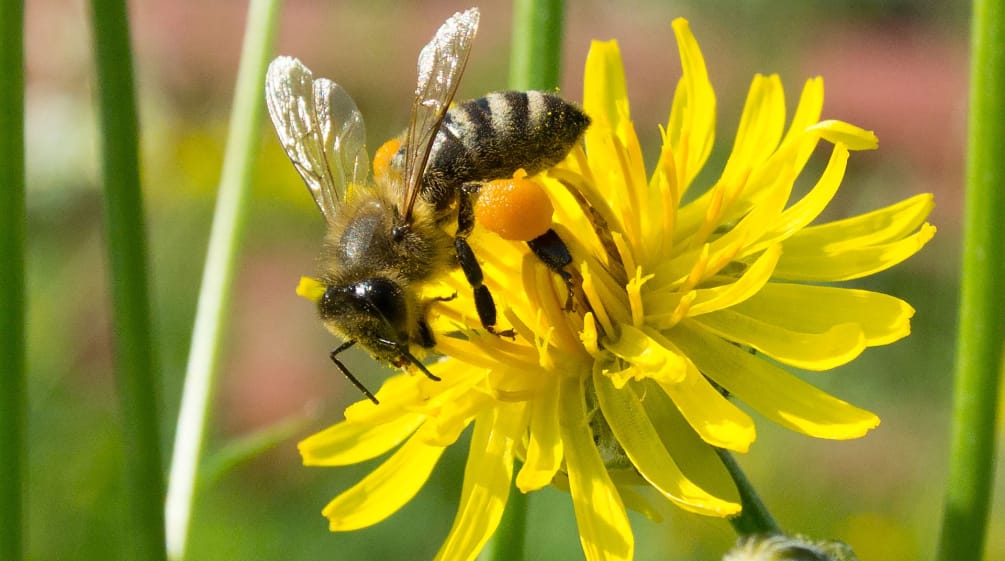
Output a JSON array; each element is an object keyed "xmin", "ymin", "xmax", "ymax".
[
  {"xmin": 937, "ymin": 0, "xmax": 1005, "ymax": 559},
  {"xmin": 0, "ymin": 1, "xmax": 26, "ymax": 559},
  {"xmin": 482, "ymin": 3, "xmax": 566, "ymax": 560},
  {"xmin": 164, "ymin": 0, "xmax": 280, "ymax": 559},
  {"xmin": 89, "ymin": 0, "xmax": 167, "ymax": 559},
  {"xmin": 199, "ymin": 411, "xmax": 315, "ymax": 488}
]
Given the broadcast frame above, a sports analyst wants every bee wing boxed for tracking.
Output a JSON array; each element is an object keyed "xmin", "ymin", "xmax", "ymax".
[
  {"xmin": 265, "ymin": 56, "xmax": 368, "ymax": 225},
  {"xmin": 314, "ymin": 77, "xmax": 370, "ymax": 188},
  {"xmin": 401, "ymin": 7, "xmax": 480, "ymax": 220}
]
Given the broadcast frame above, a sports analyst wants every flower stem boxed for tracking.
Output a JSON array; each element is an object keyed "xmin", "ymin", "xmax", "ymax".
[
  {"xmin": 0, "ymin": 1, "xmax": 26, "ymax": 559},
  {"xmin": 509, "ymin": 0, "xmax": 565, "ymax": 90},
  {"xmin": 163, "ymin": 0, "xmax": 280, "ymax": 559},
  {"xmin": 937, "ymin": 0, "xmax": 1005, "ymax": 559},
  {"xmin": 491, "ymin": 3, "xmax": 566, "ymax": 557},
  {"xmin": 716, "ymin": 448, "xmax": 781, "ymax": 536},
  {"xmin": 89, "ymin": 0, "xmax": 167, "ymax": 558}
]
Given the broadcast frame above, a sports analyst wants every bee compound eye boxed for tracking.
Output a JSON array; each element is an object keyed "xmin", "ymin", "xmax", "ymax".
[
  {"xmin": 320, "ymin": 279, "xmax": 410, "ymax": 336},
  {"xmin": 355, "ymin": 278, "xmax": 408, "ymax": 324},
  {"xmin": 318, "ymin": 285, "xmax": 345, "ymax": 321},
  {"xmin": 347, "ymin": 278, "xmax": 410, "ymax": 326}
]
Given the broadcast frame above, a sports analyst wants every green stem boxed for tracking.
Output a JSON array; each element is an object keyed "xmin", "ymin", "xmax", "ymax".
[
  {"xmin": 0, "ymin": 1, "xmax": 26, "ymax": 559},
  {"xmin": 164, "ymin": 0, "xmax": 280, "ymax": 559},
  {"xmin": 716, "ymin": 448, "xmax": 781, "ymax": 536},
  {"xmin": 509, "ymin": 0, "xmax": 565, "ymax": 90},
  {"xmin": 89, "ymin": 0, "xmax": 167, "ymax": 559},
  {"xmin": 937, "ymin": 0, "xmax": 1005, "ymax": 559},
  {"xmin": 487, "ymin": 3, "xmax": 567, "ymax": 558}
]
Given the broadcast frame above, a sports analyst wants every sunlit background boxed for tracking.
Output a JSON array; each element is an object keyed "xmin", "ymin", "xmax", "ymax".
[{"xmin": 24, "ymin": 0, "xmax": 982, "ymax": 559}]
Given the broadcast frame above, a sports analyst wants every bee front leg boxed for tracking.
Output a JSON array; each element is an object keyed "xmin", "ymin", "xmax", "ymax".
[
  {"xmin": 329, "ymin": 340, "xmax": 379, "ymax": 404},
  {"xmin": 417, "ymin": 291, "xmax": 458, "ymax": 348},
  {"xmin": 457, "ymin": 183, "xmax": 515, "ymax": 338}
]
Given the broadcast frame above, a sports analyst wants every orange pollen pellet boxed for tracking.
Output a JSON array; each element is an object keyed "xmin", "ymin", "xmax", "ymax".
[
  {"xmin": 475, "ymin": 174, "xmax": 554, "ymax": 241},
  {"xmin": 373, "ymin": 138, "xmax": 401, "ymax": 180}
]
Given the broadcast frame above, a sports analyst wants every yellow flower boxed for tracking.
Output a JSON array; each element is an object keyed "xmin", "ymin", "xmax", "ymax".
[{"xmin": 297, "ymin": 18, "xmax": 934, "ymax": 561}]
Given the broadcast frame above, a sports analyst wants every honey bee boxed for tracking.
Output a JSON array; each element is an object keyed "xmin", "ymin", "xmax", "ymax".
[{"xmin": 265, "ymin": 7, "xmax": 589, "ymax": 403}]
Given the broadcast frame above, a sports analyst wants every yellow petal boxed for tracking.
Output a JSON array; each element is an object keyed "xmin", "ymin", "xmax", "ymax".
[
  {"xmin": 646, "ymin": 328, "xmax": 756, "ymax": 452},
  {"xmin": 321, "ymin": 436, "xmax": 445, "ymax": 531},
  {"xmin": 672, "ymin": 322, "xmax": 880, "ymax": 439},
  {"xmin": 747, "ymin": 144, "xmax": 849, "ymax": 253},
  {"xmin": 685, "ymin": 244, "xmax": 781, "ymax": 318},
  {"xmin": 559, "ymin": 375, "xmax": 634, "ymax": 561},
  {"xmin": 720, "ymin": 74, "xmax": 786, "ymax": 186},
  {"xmin": 777, "ymin": 77, "xmax": 825, "ymax": 170},
  {"xmin": 640, "ymin": 379, "xmax": 741, "ymax": 505},
  {"xmin": 593, "ymin": 372, "xmax": 741, "ymax": 516},
  {"xmin": 605, "ymin": 324, "xmax": 687, "ymax": 386},
  {"xmin": 782, "ymin": 193, "xmax": 933, "ymax": 254},
  {"xmin": 299, "ymin": 413, "xmax": 425, "ymax": 466},
  {"xmin": 808, "ymin": 119, "xmax": 879, "ymax": 150},
  {"xmin": 416, "ymin": 389, "xmax": 493, "ymax": 446},
  {"xmin": 517, "ymin": 378, "xmax": 564, "ymax": 492},
  {"xmin": 583, "ymin": 40, "xmax": 629, "ymax": 132},
  {"xmin": 776, "ymin": 223, "xmax": 936, "ymax": 281},
  {"xmin": 649, "ymin": 142, "xmax": 681, "ymax": 261},
  {"xmin": 730, "ymin": 283, "xmax": 915, "ymax": 346},
  {"xmin": 434, "ymin": 404, "xmax": 523, "ymax": 561},
  {"xmin": 296, "ymin": 276, "xmax": 325, "ymax": 302},
  {"xmin": 668, "ymin": 18, "xmax": 716, "ymax": 193},
  {"xmin": 664, "ymin": 162, "xmax": 788, "ymax": 283},
  {"xmin": 693, "ymin": 309, "xmax": 867, "ymax": 371},
  {"xmin": 342, "ymin": 361, "xmax": 480, "ymax": 424}
]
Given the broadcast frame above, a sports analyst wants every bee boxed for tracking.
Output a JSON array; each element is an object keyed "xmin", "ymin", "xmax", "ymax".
[{"xmin": 265, "ymin": 7, "xmax": 590, "ymax": 403}]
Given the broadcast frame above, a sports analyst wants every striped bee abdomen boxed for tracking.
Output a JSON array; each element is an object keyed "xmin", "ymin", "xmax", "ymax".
[{"xmin": 413, "ymin": 91, "xmax": 591, "ymax": 212}]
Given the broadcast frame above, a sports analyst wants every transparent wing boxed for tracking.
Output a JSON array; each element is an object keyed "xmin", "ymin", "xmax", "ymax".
[
  {"xmin": 314, "ymin": 78, "xmax": 369, "ymax": 190},
  {"xmin": 265, "ymin": 56, "xmax": 368, "ymax": 225},
  {"xmin": 401, "ymin": 7, "xmax": 480, "ymax": 220}
]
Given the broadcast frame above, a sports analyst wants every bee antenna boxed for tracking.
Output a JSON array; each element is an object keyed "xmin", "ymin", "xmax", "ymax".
[{"xmin": 330, "ymin": 340, "xmax": 380, "ymax": 404}]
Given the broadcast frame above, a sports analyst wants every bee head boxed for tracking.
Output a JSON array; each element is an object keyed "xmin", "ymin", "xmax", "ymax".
[{"xmin": 318, "ymin": 278, "xmax": 410, "ymax": 347}]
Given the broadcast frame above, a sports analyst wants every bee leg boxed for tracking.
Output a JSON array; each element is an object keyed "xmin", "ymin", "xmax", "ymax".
[
  {"xmin": 329, "ymin": 340, "xmax": 379, "ymax": 404},
  {"xmin": 457, "ymin": 183, "xmax": 516, "ymax": 338},
  {"xmin": 416, "ymin": 292, "xmax": 457, "ymax": 348},
  {"xmin": 527, "ymin": 228, "xmax": 576, "ymax": 311},
  {"xmin": 417, "ymin": 315, "xmax": 436, "ymax": 348},
  {"xmin": 375, "ymin": 336, "xmax": 441, "ymax": 382}
]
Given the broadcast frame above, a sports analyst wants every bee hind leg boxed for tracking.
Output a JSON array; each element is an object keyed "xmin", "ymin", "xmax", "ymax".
[
  {"xmin": 457, "ymin": 183, "xmax": 516, "ymax": 338},
  {"xmin": 527, "ymin": 229, "xmax": 576, "ymax": 311}
]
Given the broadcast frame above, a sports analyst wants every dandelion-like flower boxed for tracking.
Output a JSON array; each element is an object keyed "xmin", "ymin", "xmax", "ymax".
[{"xmin": 297, "ymin": 18, "xmax": 934, "ymax": 561}]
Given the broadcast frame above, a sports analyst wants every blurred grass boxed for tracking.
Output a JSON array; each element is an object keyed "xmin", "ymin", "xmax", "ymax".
[
  {"xmin": 21, "ymin": 1, "xmax": 974, "ymax": 560},
  {"xmin": 0, "ymin": 0, "xmax": 26, "ymax": 559},
  {"xmin": 164, "ymin": 0, "xmax": 280, "ymax": 558},
  {"xmin": 89, "ymin": 0, "xmax": 166, "ymax": 558},
  {"xmin": 938, "ymin": 0, "xmax": 1005, "ymax": 558}
]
